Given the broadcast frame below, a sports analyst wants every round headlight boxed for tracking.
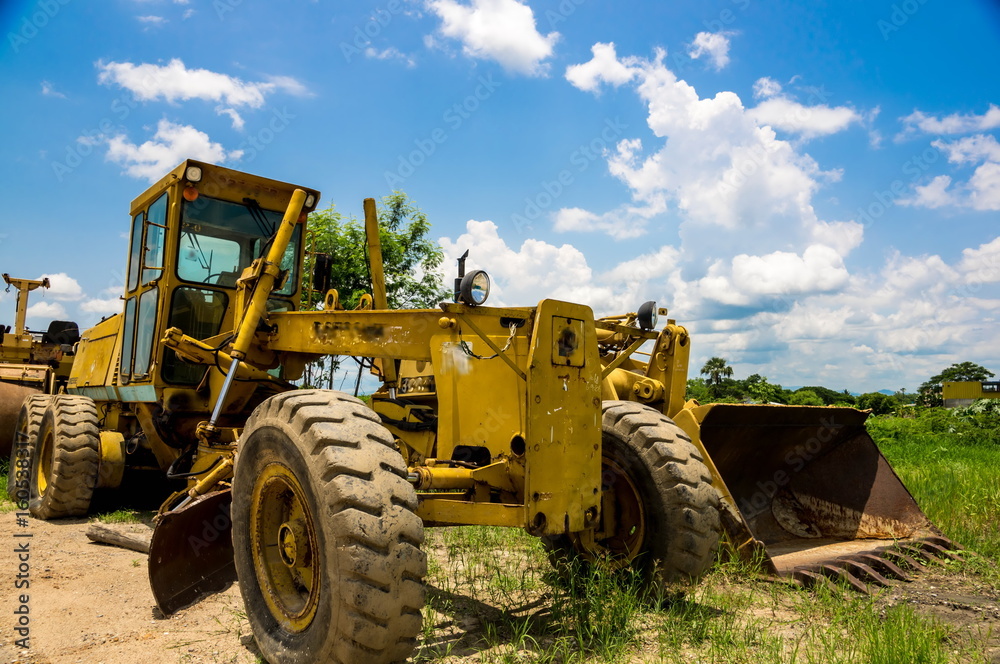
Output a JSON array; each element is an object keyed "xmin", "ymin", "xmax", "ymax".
[
  {"xmin": 637, "ymin": 300, "xmax": 657, "ymax": 330},
  {"xmin": 185, "ymin": 165, "xmax": 203, "ymax": 182},
  {"xmin": 305, "ymin": 193, "xmax": 316, "ymax": 208},
  {"xmin": 459, "ymin": 270, "xmax": 490, "ymax": 306}
]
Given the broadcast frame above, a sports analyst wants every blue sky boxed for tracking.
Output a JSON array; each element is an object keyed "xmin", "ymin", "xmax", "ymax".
[{"xmin": 1, "ymin": 0, "xmax": 998, "ymax": 393}]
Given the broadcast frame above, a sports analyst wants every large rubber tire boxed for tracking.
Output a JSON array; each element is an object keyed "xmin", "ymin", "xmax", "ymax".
[
  {"xmin": 545, "ymin": 401, "xmax": 722, "ymax": 591},
  {"xmin": 232, "ymin": 390, "xmax": 426, "ymax": 664},
  {"xmin": 6, "ymin": 394, "xmax": 51, "ymax": 504},
  {"xmin": 28, "ymin": 395, "xmax": 101, "ymax": 519}
]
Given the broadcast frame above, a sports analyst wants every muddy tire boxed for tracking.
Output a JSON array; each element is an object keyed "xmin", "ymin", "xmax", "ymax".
[
  {"xmin": 6, "ymin": 394, "xmax": 51, "ymax": 504},
  {"xmin": 28, "ymin": 395, "xmax": 101, "ymax": 519},
  {"xmin": 232, "ymin": 390, "xmax": 426, "ymax": 664},
  {"xmin": 545, "ymin": 401, "xmax": 721, "ymax": 591}
]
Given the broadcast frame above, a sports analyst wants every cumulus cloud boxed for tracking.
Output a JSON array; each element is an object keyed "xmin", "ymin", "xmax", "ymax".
[
  {"xmin": 37, "ymin": 273, "xmax": 84, "ymax": 301},
  {"xmin": 903, "ymin": 134, "xmax": 1000, "ymax": 211},
  {"xmin": 898, "ymin": 104, "xmax": 1000, "ymax": 138},
  {"xmin": 565, "ymin": 42, "xmax": 637, "ymax": 92},
  {"xmin": 105, "ymin": 119, "xmax": 243, "ymax": 182},
  {"xmin": 26, "ymin": 301, "xmax": 67, "ymax": 321},
  {"xmin": 749, "ymin": 97, "xmax": 861, "ymax": 139},
  {"xmin": 752, "ymin": 77, "xmax": 781, "ymax": 100},
  {"xmin": 425, "ymin": 0, "xmax": 559, "ymax": 76},
  {"xmin": 80, "ymin": 298, "xmax": 123, "ymax": 315},
  {"xmin": 97, "ymin": 59, "xmax": 306, "ymax": 129},
  {"xmin": 687, "ymin": 31, "xmax": 732, "ymax": 70}
]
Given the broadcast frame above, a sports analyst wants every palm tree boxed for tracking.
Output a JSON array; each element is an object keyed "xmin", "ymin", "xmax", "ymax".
[{"xmin": 700, "ymin": 357, "xmax": 733, "ymax": 397}]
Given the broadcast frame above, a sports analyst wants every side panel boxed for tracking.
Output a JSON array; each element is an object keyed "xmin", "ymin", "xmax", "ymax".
[
  {"xmin": 523, "ymin": 300, "xmax": 602, "ymax": 536},
  {"xmin": 68, "ymin": 314, "xmax": 122, "ymax": 393},
  {"xmin": 430, "ymin": 333, "xmax": 526, "ymax": 463}
]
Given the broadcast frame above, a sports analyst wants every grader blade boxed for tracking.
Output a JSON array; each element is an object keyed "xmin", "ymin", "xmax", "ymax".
[
  {"xmin": 695, "ymin": 404, "xmax": 959, "ymax": 590},
  {"xmin": 148, "ymin": 490, "xmax": 236, "ymax": 615}
]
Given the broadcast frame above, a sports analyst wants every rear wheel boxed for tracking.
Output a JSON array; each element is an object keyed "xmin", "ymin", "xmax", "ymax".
[
  {"xmin": 232, "ymin": 390, "xmax": 426, "ymax": 664},
  {"xmin": 545, "ymin": 401, "xmax": 721, "ymax": 592},
  {"xmin": 28, "ymin": 395, "xmax": 101, "ymax": 519},
  {"xmin": 6, "ymin": 394, "xmax": 52, "ymax": 503}
]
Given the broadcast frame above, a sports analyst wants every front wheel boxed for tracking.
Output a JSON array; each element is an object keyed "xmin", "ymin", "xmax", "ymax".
[
  {"xmin": 232, "ymin": 390, "xmax": 426, "ymax": 664},
  {"xmin": 6, "ymin": 394, "xmax": 51, "ymax": 504},
  {"xmin": 545, "ymin": 401, "xmax": 722, "ymax": 592}
]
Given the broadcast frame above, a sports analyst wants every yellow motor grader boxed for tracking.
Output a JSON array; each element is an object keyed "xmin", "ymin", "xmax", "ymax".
[{"xmin": 8, "ymin": 160, "xmax": 955, "ymax": 664}]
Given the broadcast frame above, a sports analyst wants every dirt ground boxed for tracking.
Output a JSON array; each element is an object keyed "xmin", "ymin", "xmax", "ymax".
[{"xmin": 1, "ymin": 511, "xmax": 999, "ymax": 664}]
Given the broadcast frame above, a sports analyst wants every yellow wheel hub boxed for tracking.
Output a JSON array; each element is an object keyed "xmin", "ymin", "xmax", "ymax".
[
  {"xmin": 249, "ymin": 463, "xmax": 320, "ymax": 632},
  {"xmin": 36, "ymin": 428, "xmax": 53, "ymax": 495},
  {"xmin": 572, "ymin": 456, "xmax": 646, "ymax": 567}
]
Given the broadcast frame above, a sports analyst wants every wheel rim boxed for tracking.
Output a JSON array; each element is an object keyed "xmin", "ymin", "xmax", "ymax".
[
  {"xmin": 249, "ymin": 462, "xmax": 320, "ymax": 633},
  {"xmin": 572, "ymin": 455, "xmax": 646, "ymax": 566},
  {"xmin": 36, "ymin": 426, "xmax": 54, "ymax": 495}
]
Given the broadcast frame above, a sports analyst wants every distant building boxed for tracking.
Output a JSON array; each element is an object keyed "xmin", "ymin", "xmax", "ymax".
[{"xmin": 942, "ymin": 381, "xmax": 1000, "ymax": 408}]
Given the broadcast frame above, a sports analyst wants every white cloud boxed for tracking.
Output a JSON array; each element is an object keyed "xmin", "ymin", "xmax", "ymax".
[
  {"xmin": 933, "ymin": 134, "xmax": 1000, "ymax": 165},
  {"xmin": 215, "ymin": 107, "xmax": 245, "ymax": 131},
  {"xmin": 105, "ymin": 119, "xmax": 243, "ymax": 182},
  {"xmin": 37, "ymin": 273, "xmax": 84, "ymax": 301},
  {"xmin": 552, "ymin": 199, "xmax": 664, "ymax": 240},
  {"xmin": 687, "ymin": 31, "xmax": 732, "ymax": 70},
  {"xmin": 752, "ymin": 77, "xmax": 781, "ymax": 100},
  {"xmin": 904, "ymin": 135, "xmax": 1000, "ymax": 211},
  {"xmin": 365, "ymin": 46, "xmax": 416, "ymax": 68},
  {"xmin": 899, "ymin": 104, "xmax": 1000, "ymax": 138},
  {"xmin": 97, "ymin": 59, "xmax": 306, "ymax": 110},
  {"xmin": 565, "ymin": 42, "xmax": 637, "ymax": 92},
  {"xmin": 426, "ymin": 0, "xmax": 559, "ymax": 76},
  {"xmin": 80, "ymin": 298, "xmax": 122, "ymax": 315},
  {"xmin": 958, "ymin": 236, "xmax": 1000, "ymax": 285},
  {"xmin": 26, "ymin": 301, "xmax": 67, "ymax": 321},
  {"xmin": 137, "ymin": 15, "xmax": 166, "ymax": 25},
  {"xmin": 40, "ymin": 80, "xmax": 66, "ymax": 98},
  {"xmin": 749, "ymin": 97, "xmax": 861, "ymax": 139}
]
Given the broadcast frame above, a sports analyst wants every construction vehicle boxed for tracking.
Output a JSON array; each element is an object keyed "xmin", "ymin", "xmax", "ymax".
[
  {"xmin": 0, "ymin": 274, "xmax": 78, "ymax": 462},
  {"xmin": 8, "ymin": 160, "xmax": 955, "ymax": 664}
]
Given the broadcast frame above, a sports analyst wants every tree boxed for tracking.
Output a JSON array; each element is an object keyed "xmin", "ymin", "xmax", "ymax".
[
  {"xmin": 856, "ymin": 392, "xmax": 895, "ymax": 416},
  {"xmin": 743, "ymin": 373, "xmax": 783, "ymax": 404},
  {"xmin": 299, "ymin": 192, "xmax": 450, "ymax": 388},
  {"xmin": 700, "ymin": 357, "xmax": 734, "ymax": 399},
  {"xmin": 789, "ymin": 389, "xmax": 824, "ymax": 406},
  {"xmin": 917, "ymin": 362, "xmax": 995, "ymax": 407},
  {"xmin": 301, "ymin": 192, "xmax": 450, "ymax": 311},
  {"xmin": 798, "ymin": 385, "xmax": 853, "ymax": 406}
]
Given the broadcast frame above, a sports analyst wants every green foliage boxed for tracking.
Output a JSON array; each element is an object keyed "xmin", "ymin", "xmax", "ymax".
[
  {"xmin": 301, "ymin": 192, "xmax": 449, "ymax": 311},
  {"xmin": 788, "ymin": 388, "xmax": 824, "ymax": 406},
  {"xmin": 855, "ymin": 391, "xmax": 896, "ymax": 415},
  {"xmin": 685, "ymin": 377, "xmax": 710, "ymax": 402},
  {"xmin": 743, "ymin": 373, "xmax": 784, "ymax": 404},
  {"xmin": 918, "ymin": 361, "xmax": 995, "ymax": 407},
  {"xmin": 700, "ymin": 357, "xmax": 734, "ymax": 399},
  {"xmin": 798, "ymin": 385, "xmax": 855, "ymax": 406}
]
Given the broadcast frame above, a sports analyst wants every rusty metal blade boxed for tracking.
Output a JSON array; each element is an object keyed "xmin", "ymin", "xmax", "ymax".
[{"xmin": 148, "ymin": 489, "xmax": 236, "ymax": 615}]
